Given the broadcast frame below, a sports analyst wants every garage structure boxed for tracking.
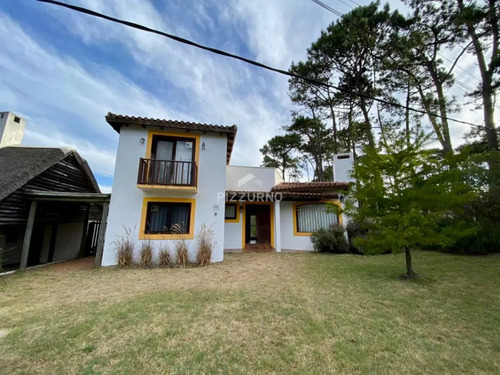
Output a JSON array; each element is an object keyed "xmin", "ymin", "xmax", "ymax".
[{"xmin": 0, "ymin": 146, "xmax": 110, "ymax": 270}]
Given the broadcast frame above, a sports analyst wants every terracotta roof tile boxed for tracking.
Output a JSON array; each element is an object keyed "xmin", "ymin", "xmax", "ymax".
[
  {"xmin": 271, "ymin": 182, "xmax": 350, "ymax": 192},
  {"xmin": 105, "ymin": 112, "xmax": 237, "ymax": 164}
]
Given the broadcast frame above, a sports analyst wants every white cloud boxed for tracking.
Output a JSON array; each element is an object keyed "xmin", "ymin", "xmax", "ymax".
[
  {"xmin": 0, "ymin": 11, "xmax": 187, "ymax": 177},
  {"xmin": 2, "ymin": 0, "xmax": 497, "ymax": 190}
]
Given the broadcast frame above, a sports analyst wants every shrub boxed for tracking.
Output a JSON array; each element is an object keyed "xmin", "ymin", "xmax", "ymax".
[
  {"xmin": 196, "ymin": 223, "xmax": 215, "ymax": 267},
  {"xmin": 310, "ymin": 224, "xmax": 349, "ymax": 253},
  {"xmin": 139, "ymin": 241, "xmax": 154, "ymax": 268},
  {"xmin": 445, "ymin": 225, "xmax": 500, "ymax": 254},
  {"xmin": 175, "ymin": 241, "xmax": 189, "ymax": 267},
  {"xmin": 345, "ymin": 219, "xmax": 371, "ymax": 254},
  {"xmin": 114, "ymin": 227, "xmax": 135, "ymax": 267},
  {"xmin": 158, "ymin": 245, "xmax": 171, "ymax": 268}
]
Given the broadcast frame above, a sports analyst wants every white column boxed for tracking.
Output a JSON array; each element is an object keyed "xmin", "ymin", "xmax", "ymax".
[{"xmin": 274, "ymin": 200, "xmax": 281, "ymax": 252}]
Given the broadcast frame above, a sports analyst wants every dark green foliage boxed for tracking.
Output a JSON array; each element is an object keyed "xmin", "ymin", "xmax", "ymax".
[
  {"xmin": 447, "ymin": 226, "xmax": 500, "ymax": 255},
  {"xmin": 346, "ymin": 131, "xmax": 479, "ymax": 277},
  {"xmin": 311, "ymin": 224, "xmax": 349, "ymax": 254},
  {"xmin": 439, "ymin": 150, "xmax": 500, "ymax": 254},
  {"xmin": 345, "ymin": 219, "xmax": 371, "ymax": 254},
  {"xmin": 260, "ymin": 134, "xmax": 302, "ymax": 180}
]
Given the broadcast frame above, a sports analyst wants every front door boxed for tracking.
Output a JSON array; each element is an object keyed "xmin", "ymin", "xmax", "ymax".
[{"xmin": 245, "ymin": 204, "xmax": 271, "ymax": 246}]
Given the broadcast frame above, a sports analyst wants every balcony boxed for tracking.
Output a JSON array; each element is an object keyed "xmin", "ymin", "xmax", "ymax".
[{"xmin": 137, "ymin": 158, "xmax": 197, "ymax": 191}]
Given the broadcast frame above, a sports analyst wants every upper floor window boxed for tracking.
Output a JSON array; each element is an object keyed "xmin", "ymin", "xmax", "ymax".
[
  {"xmin": 145, "ymin": 135, "xmax": 196, "ymax": 186},
  {"xmin": 295, "ymin": 203, "xmax": 338, "ymax": 234},
  {"xmin": 151, "ymin": 135, "xmax": 195, "ymax": 162}
]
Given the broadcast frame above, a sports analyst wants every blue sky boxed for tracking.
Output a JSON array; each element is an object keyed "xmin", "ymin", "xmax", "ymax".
[{"xmin": 0, "ymin": 0, "xmax": 488, "ymax": 192}]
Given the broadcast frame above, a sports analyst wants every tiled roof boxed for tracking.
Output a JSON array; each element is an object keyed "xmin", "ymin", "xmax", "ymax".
[
  {"xmin": 225, "ymin": 190, "xmax": 341, "ymax": 201},
  {"xmin": 105, "ymin": 113, "xmax": 237, "ymax": 164},
  {"xmin": 271, "ymin": 181, "xmax": 351, "ymax": 192}
]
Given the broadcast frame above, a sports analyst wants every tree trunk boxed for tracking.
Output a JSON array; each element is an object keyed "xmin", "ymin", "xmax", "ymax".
[
  {"xmin": 428, "ymin": 64, "xmax": 453, "ymax": 154},
  {"xmin": 405, "ymin": 82, "xmax": 411, "ymax": 147},
  {"xmin": 404, "ymin": 245, "xmax": 417, "ymax": 278},
  {"xmin": 359, "ymin": 98, "xmax": 375, "ymax": 148},
  {"xmin": 331, "ymin": 108, "xmax": 338, "ymax": 155},
  {"xmin": 458, "ymin": 0, "xmax": 499, "ymax": 152}
]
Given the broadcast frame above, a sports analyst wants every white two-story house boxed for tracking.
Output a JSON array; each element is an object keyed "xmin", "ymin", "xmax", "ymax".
[{"xmin": 101, "ymin": 113, "xmax": 352, "ymax": 265}]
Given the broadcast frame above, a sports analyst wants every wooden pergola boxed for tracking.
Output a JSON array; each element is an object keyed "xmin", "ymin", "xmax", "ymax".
[{"xmin": 20, "ymin": 191, "xmax": 111, "ymax": 270}]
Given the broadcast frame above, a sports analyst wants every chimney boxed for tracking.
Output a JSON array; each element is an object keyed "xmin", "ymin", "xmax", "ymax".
[
  {"xmin": 0, "ymin": 112, "xmax": 26, "ymax": 147},
  {"xmin": 333, "ymin": 153, "xmax": 354, "ymax": 182}
]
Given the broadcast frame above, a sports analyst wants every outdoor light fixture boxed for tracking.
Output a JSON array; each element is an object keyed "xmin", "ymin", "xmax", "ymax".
[
  {"xmin": 202, "ymin": 142, "xmax": 206, "ymax": 150},
  {"xmin": 240, "ymin": 205, "xmax": 244, "ymax": 213},
  {"xmin": 140, "ymin": 137, "xmax": 145, "ymax": 144},
  {"xmin": 339, "ymin": 194, "xmax": 345, "ymax": 203}
]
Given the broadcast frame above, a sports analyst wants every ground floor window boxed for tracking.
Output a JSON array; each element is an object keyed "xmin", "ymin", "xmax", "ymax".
[
  {"xmin": 295, "ymin": 203, "xmax": 338, "ymax": 234},
  {"xmin": 225, "ymin": 203, "xmax": 237, "ymax": 220},
  {"xmin": 141, "ymin": 198, "xmax": 195, "ymax": 239}
]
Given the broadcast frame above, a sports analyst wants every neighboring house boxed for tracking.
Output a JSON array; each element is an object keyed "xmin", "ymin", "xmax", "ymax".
[
  {"xmin": 102, "ymin": 113, "xmax": 353, "ymax": 265},
  {"xmin": 0, "ymin": 112, "xmax": 110, "ymax": 271}
]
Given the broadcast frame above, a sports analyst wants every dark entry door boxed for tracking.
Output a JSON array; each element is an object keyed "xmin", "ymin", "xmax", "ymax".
[{"xmin": 245, "ymin": 204, "xmax": 271, "ymax": 245}]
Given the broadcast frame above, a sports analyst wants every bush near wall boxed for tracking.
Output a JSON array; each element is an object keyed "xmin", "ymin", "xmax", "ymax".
[{"xmin": 311, "ymin": 224, "xmax": 349, "ymax": 254}]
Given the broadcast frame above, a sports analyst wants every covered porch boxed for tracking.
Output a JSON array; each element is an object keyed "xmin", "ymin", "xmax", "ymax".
[{"xmin": 12, "ymin": 191, "xmax": 110, "ymax": 270}]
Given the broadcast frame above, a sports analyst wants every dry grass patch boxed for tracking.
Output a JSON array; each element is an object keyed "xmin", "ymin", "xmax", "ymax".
[{"xmin": 0, "ymin": 252, "xmax": 499, "ymax": 374}]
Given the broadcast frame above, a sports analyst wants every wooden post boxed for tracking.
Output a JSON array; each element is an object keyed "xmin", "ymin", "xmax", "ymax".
[
  {"xmin": 20, "ymin": 200, "xmax": 37, "ymax": 270},
  {"xmin": 79, "ymin": 204, "xmax": 91, "ymax": 257},
  {"xmin": 94, "ymin": 202, "xmax": 109, "ymax": 267}
]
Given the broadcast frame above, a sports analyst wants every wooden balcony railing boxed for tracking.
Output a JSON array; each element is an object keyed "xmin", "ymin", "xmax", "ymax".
[{"xmin": 137, "ymin": 158, "xmax": 197, "ymax": 187}]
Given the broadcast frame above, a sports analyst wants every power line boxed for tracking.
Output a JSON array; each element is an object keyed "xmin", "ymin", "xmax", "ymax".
[
  {"xmin": 36, "ymin": 0, "xmax": 485, "ymax": 129},
  {"xmin": 309, "ymin": 0, "xmax": 342, "ymax": 17}
]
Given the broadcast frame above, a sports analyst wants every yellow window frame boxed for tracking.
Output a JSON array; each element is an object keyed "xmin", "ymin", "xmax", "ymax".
[
  {"xmin": 292, "ymin": 200, "xmax": 342, "ymax": 236},
  {"xmin": 140, "ymin": 197, "xmax": 196, "ymax": 240}
]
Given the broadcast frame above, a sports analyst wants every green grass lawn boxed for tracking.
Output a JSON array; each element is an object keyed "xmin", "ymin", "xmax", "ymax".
[{"xmin": 0, "ymin": 251, "xmax": 499, "ymax": 374}]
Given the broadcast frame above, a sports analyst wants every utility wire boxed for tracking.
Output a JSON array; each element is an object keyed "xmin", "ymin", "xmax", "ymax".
[
  {"xmin": 309, "ymin": 0, "xmax": 342, "ymax": 17},
  {"xmin": 36, "ymin": 0, "xmax": 485, "ymax": 129}
]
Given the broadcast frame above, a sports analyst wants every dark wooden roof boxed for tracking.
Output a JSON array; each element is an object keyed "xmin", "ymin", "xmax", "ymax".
[
  {"xmin": 105, "ymin": 112, "xmax": 238, "ymax": 164},
  {"xmin": 0, "ymin": 146, "xmax": 100, "ymax": 201}
]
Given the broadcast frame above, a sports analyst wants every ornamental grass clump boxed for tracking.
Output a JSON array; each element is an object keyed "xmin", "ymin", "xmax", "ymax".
[
  {"xmin": 158, "ymin": 245, "xmax": 171, "ymax": 268},
  {"xmin": 139, "ymin": 240, "xmax": 154, "ymax": 268},
  {"xmin": 196, "ymin": 223, "xmax": 215, "ymax": 267},
  {"xmin": 175, "ymin": 241, "xmax": 189, "ymax": 268},
  {"xmin": 114, "ymin": 227, "xmax": 135, "ymax": 268}
]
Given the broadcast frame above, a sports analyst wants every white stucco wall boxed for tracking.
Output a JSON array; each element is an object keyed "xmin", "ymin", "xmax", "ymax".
[
  {"xmin": 102, "ymin": 126, "xmax": 227, "ymax": 266},
  {"xmin": 333, "ymin": 153, "xmax": 354, "ymax": 182},
  {"xmin": 280, "ymin": 201, "xmax": 314, "ymax": 251},
  {"xmin": 226, "ymin": 166, "xmax": 281, "ymax": 192},
  {"xmin": 224, "ymin": 219, "xmax": 243, "ymax": 249}
]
